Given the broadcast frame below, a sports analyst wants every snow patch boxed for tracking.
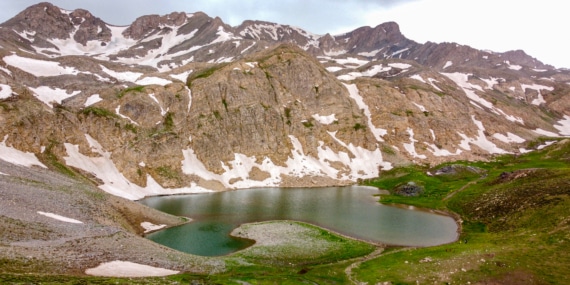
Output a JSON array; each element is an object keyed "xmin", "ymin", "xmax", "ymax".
[
  {"xmin": 4, "ymin": 54, "xmax": 80, "ymax": 77},
  {"xmin": 64, "ymin": 134, "xmax": 211, "ymax": 200},
  {"xmin": 505, "ymin": 61, "xmax": 522, "ymax": 70},
  {"xmin": 136, "ymin": 77, "xmax": 172, "ymax": 86},
  {"xmin": 343, "ymin": 83, "xmax": 386, "ymax": 141},
  {"xmin": 457, "ymin": 116, "xmax": 508, "ymax": 154},
  {"xmin": 85, "ymin": 261, "xmax": 179, "ymax": 277},
  {"xmin": 410, "ymin": 74, "xmax": 426, "ymax": 83},
  {"xmin": 84, "ymin": 94, "xmax": 103, "ymax": 107},
  {"xmin": 29, "ymin": 86, "xmax": 80, "ymax": 106},
  {"xmin": 37, "ymin": 212, "xmax": 83, "ymax": 224},
  {"xmin": 521, "ymin": 83, "xmax": 553, "ymax": 106},
  {"xmin": 442, "ymin": 72, "xmax": 523, "ymax": 124},
  {"xmin": 553, "ymin": 115, "xmax": 570, "ymax": 136},
  {"xmin": 358, "ymin": 49, "xmax": 382, "ymax": 57},
  {"xmin": 412, "ymin": 102, "xmax": 427, "ymax": 112},
  {"xmin": 0, "ymin": 136, "xmax": 47, "ymax": 168},
  {"xmin": 338, "ymin": 64, "xmax": 391, "ymax": 80},
  {"xmin": 443, "ymin": 61, "xmax": 453, "ymax": 69},
  {"xmin": 492, "ymin": 132, "xmax": 525, "ymax": 143},
  {"xmin": 100, "ymin": 65, "xmax": 142, "ymax": 83},
  {"xmin": 533, "ymin": 128, "xmax": 560, "ymax": 137},
  {"xmin": 115, "ymin": 105, "xmax": 139, "ymax": 125},
  {"xmin": 403, "ymin": 128, "xmax": 427, "ymax": 159},
  {"xmin": 424, "ymin": 142, "xmax": 461, "ymax": 157},
  {"xmin": 333, "ymin": 57, "xmax": 370, "ymax": 68},
  {"xmin": 388, "ymin": 63, "xmax": 411, "ymax": 69},
  {"xmin": 169, "ymin": 70, "xmax": 192, "ymax": 82},
  {"xmin": 0, "ymin": 84, "xmax": 13, "ymax": 99},
  {"xmin": 140, "ymin": 221, "xmax": 166, "ymax": 233},
  {"xmin": 312, "ymin": 113, "xmax": 337, "ymax": 125},
  {"xmin": 326, "ymin": 66, "xmax": 343, "ymax": 72}
]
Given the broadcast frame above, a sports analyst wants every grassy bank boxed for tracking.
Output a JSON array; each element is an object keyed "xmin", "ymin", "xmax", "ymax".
[{"xmin": 353, "ymin": 139, "xmax": 570, "ymax": 284}]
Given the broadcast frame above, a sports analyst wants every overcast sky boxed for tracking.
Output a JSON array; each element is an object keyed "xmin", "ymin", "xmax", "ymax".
[{"xmin": 1, "ymin": 0, "xmax": 567, "ymax": 68}]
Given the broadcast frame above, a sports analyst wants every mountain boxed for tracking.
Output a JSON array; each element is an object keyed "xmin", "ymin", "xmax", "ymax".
[{"xmin": 0, "ymin": 2, "xmax": 569, "ymax": 200}]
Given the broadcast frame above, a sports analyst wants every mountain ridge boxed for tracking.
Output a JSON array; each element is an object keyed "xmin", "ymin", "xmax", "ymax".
[{"xmin": 0, "ymin": 2, "xmax": 569, "ymax": 200}]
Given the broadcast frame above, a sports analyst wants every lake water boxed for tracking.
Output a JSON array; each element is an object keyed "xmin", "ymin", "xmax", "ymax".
[{"xmin": 140, "ymin": 186, "xmax": 458, "ymax": 256}]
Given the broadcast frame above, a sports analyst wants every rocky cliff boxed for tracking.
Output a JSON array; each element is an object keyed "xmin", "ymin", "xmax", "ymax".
[{"xmin": 0, "ymin": 2, "xmax": 568, "ymax": 199}]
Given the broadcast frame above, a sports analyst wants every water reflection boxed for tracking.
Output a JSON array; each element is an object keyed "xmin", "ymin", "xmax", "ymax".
[{"xmin": 140, "ymin": 186, "xmax": 458, "ymax": 256}]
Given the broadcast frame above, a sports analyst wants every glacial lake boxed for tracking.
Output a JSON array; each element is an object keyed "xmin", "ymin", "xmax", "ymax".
[{"xmin": 140, "ymin": 186, "xmax": 458, "ymax": 256}]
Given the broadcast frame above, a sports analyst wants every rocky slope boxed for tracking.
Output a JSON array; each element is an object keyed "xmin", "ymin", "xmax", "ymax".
[{"xmin": 0, "ymin": 2, "xmax": 569, "ymax": 199}]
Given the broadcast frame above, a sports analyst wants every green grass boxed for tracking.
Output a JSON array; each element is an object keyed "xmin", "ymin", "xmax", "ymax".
[
  {"xmin": 117, "ymin": 85, "xmax": 145, "ymax": 98},
  {"xmin": 81, "ymin": 106, "xmax": 118, "ymax": 119},
  {"xmin": 353, "ymin": 139, "xmax": 570, "ymax": 284}
]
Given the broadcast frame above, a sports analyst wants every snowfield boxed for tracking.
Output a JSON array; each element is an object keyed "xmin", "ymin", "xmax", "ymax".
[
  {"xmin": 85, "ymin": 261, "xmax": 179, "ymax": 277},
  {"xmin": 4, "ymin": 54, "xmax": 80, "ymax": 77}
]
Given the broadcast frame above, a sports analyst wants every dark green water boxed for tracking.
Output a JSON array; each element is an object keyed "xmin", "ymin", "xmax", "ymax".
[{"xmin": 140, "ymin": 186, "xmax": 458, "ymax": 256}]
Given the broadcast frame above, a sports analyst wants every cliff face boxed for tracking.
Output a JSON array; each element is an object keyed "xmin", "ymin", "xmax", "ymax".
[{"xmin": 0, "ymin": 3, "xmax": 569, "ymax": 199}]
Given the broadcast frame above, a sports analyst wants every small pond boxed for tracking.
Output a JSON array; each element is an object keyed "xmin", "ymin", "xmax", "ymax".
[{"xmin": 140, "ymin": 186, "xmax": 458, "ymax": 256}]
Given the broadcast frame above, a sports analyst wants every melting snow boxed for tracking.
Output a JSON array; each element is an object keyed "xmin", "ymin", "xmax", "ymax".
[
  {"xmin": 424, "ymin": 143, "xmax": 461, "ymax": 157},
  {"xmin": 4, "ymin": 54, "xmax": 80, "ymax": 77},
  {"xmin": 136, "ymin": 77, "xmax": 172, "ymax": 86},
  {"xmin": 457, "ymin": 116, "xmax": 508, "ymax": 154},
  {"xmin": 480, "ymin": 77, "xmax": 501, "ymax": 89},
  {"xmin": 0, "ymin": 84, "xmax": 13, "ymax": 99},
  {"xmin": 338, "ymin": 64, "xmax": 391, "ymax": 80},
  {"xmin": 37, "ymin": 211, "xmax": 83, "ymax": 224},
  {"xmin": 505, "ymin": 61, "xmax": 522, "ymax": 70},
  {"xmin": 0, "ymin": 135, "xmax": 47, "ymax": 168},
  {"xmin": 312, "ymin": 113, "xmax": 337, "ymax": 125},
  {"xmin": 412, "ymin": 102, "xmax": 427, "ymax": 112},
  {"xmin": 343, "ymin": 83, "xmax": 387, "ymax": 141},
  {"xmin": 553, "ymin": 115, "xmax": 570, "ymax": 136},
  {"xmin": 84, "ymin": 94, "xmax": 103, "ymax": 107},
  {"xmin": 169, "ymin": 70, "xmax": 192, "ymax": 82},
  {"xmin": 326, "ymin": 66, "xmax": 343, "ymax": 72},
  {"xmin": 29, "ymin": 86, "xmax": 80, "ymax": 106},
  {"xmin": 402, "ymin": 128, "xmax": 427, "ymax": 159},
  {"xmin": 140, "ymin": 221, "xmax": 166, "ymax": 233},
  {"xmin": 358, "ymin": 49, "xmax": 382, "ymax": 57},
  {"xmin": 181, "ymin": 132, "xmax": 391, "ymax": 190},
  {"xmin": 537, "ymin": 141, "xmax": 557, "ymax": 150},
  {"xmin": 442, "ymin": 72, "xmax": 524, "ymax": 124},
  {"xmin": 521, "ymin": 83, "xmax": 553, "ymax": 106},
  {"xmin": 443, "ymin": 61, "xmax": 453, "ymax": 69},
  {"xmin": 410, "ymin": 74, "xmax": 425, "ymax": 83},
  {"xmin": 492, "ymin": 132, "xmax": 525, "ymax": 143},
  {"xmin": 64, "ymin": 134, "xmax": 212, "ymax": 200},
  {"xmin": 85, "ymin": 261, "xmax": 179, "ymax": 277},
  {"xmin": 333, "ymin": 57, "xmax": 370, "ymax": 68},
  {"xmin": 0, "ymin": 66, "xmax": 11, "ymax": 76},
  {"xmin": 115, "ymin": 105, "xmax": 139, "ymax": 125},
  {"xmin": 533, "ymin": 128, "xmax": 560, "ymax": 137},
  {"xmin": 148, "ymin": 93, "xmax": 168, "ymax": 116},
  {"xmin": 100, "ymin": 65, "xmax": 142, "ymax": 83},
  {"xmin": 388, "ymin": 63, "xmax": 411, "ymax": 69}
]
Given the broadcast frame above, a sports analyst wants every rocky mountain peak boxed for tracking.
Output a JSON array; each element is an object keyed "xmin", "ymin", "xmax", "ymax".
[
  {"xmin": 3, "ymin": 2, "xmax": 75, "ymax": 39},
  {"xmin": 123, "ymin": 12, "xmax": 189, "ymax": 40}
]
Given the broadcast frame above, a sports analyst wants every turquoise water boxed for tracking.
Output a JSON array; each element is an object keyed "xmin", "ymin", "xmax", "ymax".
[{"xmin": 140, "ymin": 186, "xmax": 458, "ymax": 256}]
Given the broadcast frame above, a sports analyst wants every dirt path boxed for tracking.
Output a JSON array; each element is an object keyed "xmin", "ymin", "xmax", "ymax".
[
  {"xmin": 345, "ymin": 247, "xmax": 418, "ymax": 284},
  {"xmin": 443, "ymin": 174, "xmax": 487, "ymax": 201}
]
